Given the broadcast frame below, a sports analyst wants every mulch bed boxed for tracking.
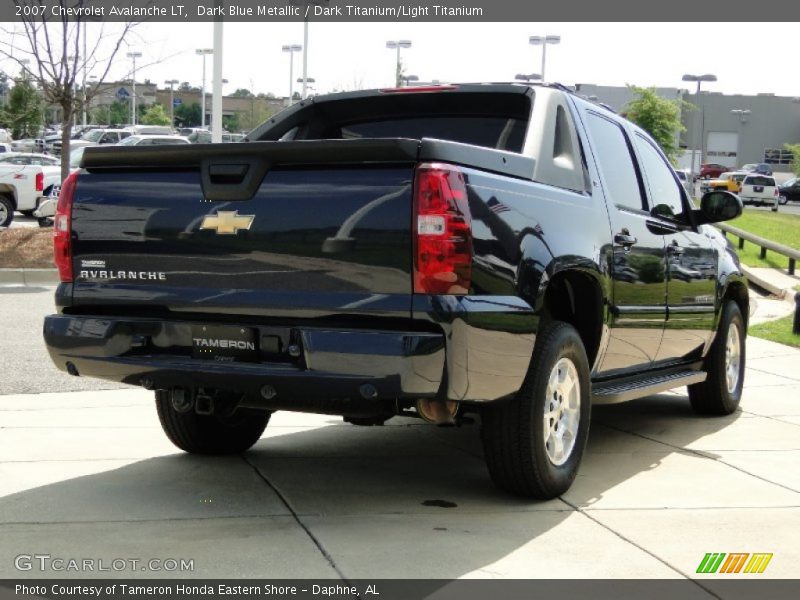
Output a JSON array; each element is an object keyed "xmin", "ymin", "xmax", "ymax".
[{"xmin": 0, "ymin": 227, "xmax": 55, "ymax": 268}]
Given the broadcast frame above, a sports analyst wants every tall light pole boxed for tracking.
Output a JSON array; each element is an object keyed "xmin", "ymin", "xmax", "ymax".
[
  {"xmin": 81, "ymin": 22, "xmax": 87, "ymax": 127},
  {"xmin": 386, "ymin": 40, "xmax": 412, "ymax": 87},
  {"xmin": 211, "ymin": 22, "xmax": 223, "ymax": 142},
  {"xmin": 196, "ymin": 48, "xmax": 213, "ymax": 128},
  {"xmin": 682, "ymin": 74, "xmax": 717, "ymax": 181},
  {"xmin": 126, "ymin": 51, "xmax": 142, "ymax": 126},
  {"xmin": 529, "ymin": 35, "xmax": 560, "ymax": 82},
  {"xmin": 282, "ymin": 44, "xmax": 302, "ymax": 104},
  {"xmin": 297, "ymin": 76, "xmax": 315, "ymax": 97},
  {"xmin": 731, "ymin": 109, "xmax": 751, "ymax": 169},
  {"xmin": 165, "ymin": 79, "xmax": 179, "ymax": 126}
]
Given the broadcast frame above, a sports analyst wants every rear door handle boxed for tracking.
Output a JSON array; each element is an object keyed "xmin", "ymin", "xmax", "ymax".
[{"xmin": 614, "ymin": 232, "xmax": 638, "ymax": 248}]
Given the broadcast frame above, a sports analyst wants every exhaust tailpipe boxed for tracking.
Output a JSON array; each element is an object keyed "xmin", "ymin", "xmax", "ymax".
[{"xmin": 416, "ymin": 399, "xmax": 458, "ymax": 425}]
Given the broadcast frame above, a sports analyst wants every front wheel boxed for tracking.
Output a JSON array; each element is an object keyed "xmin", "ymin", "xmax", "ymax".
[
  {"xmin": 481, "ymin": 321, "xmax": 591, "ymax": 499},
  {"xmin": 688, "ymin": 301, "xmax": 745, "ymax": 415},
  {"xmin": 155, "ymin": 391, "xmax": 270, "ymax": 454}
]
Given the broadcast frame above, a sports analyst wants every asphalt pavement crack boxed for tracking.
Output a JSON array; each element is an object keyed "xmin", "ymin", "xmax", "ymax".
[{"xmin": 241, "ymin": 454, "xmax": 350, "ymax": 582}]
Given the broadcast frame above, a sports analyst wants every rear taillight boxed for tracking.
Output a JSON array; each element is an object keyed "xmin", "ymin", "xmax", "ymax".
[
  {"xmin": 774, "ymin": 188, "xmax": 779, "ymax": 197},
  {"xmin": 54, "ymin": 171, "xmax": 79, "ymax": 282},
  {"xmin": 35, "ymin": 171, "xmax": 44, "ymax": 192},
  {"xmin": 413, "ymin": 163, "xmax": 472, "ymax": 295}
]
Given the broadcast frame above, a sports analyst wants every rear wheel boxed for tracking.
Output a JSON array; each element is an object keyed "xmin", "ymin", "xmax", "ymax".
[
  {"xmin": 155, "ymin": 391, "xmax": 270, "ymax": 454},
  {"xmin": 0, "ymin": 196, "xmax": 13, "ymax": 228},
  {"xmin": 779, "ymin": 195, "xmax": 788, "ymax": 206},
  {"xmin": 688, "ymin": 301, "xmax": 745, "ymax": 415},
  {"xmin": 481, "ymin": 321, "xmax": 591, "ymax": 499}
]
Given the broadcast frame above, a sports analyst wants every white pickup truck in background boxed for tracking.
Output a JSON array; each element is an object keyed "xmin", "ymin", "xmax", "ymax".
[{"xmin": 0, "ymin": 154, "xmax": 62, "ymax": 227}]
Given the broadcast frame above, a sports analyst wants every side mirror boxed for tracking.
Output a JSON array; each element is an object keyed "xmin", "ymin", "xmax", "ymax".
[{"xmin": 694, "ymin": 191, "xmax": 742, "ymax": 225}]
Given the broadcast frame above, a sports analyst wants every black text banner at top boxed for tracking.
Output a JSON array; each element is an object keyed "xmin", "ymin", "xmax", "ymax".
[{"xmin": 2, "ymin": 0, "xmax": 787, "ymax": 23}]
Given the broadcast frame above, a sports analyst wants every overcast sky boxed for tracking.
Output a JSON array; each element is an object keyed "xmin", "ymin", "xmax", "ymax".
[{"xmin": 1, "ymin": 21, "xmax": 795, "ymax": 99}]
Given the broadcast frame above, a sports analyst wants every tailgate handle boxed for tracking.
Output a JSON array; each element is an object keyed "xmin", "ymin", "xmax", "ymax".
[
  {"xmin": 201, "ymin": 157, "xmax": 270, "ymax": 202},
  {"xmin": 208, "ymin": 163, "xmax": 249, "ymax": 184}
]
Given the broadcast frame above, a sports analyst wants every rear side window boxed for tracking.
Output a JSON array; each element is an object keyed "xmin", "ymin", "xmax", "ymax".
[
  {"xmin": 745, "ymin": 175, "xmax": 774, "ymax": 186},
  {"xmin": 341, "ymin": 117, "xmax": 527, "ymax": 152},
  {"xmin": 585, "ymin": 113, "xmax": 644, "ymax": 211}
]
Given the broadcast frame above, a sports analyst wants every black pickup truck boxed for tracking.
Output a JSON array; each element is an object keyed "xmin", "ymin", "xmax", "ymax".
[{"xmin": 44, "ymin": 84, "xmax": 747, "ymax": 499}]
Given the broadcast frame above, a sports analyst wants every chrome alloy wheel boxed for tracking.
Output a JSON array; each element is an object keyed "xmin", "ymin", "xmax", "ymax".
[
  {"xmin": 0, "ymin": 203, "xmax": 8, "ymax": 226},
  {"xmin": 543, "ymin": 357, "xmax": 581, "ymax": 466},
  {"xmin": 725, "ymin": 322, "xmax": 742, "ymax": 393}
]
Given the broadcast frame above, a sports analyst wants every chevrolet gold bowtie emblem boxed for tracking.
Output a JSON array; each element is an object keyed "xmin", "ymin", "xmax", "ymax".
[{"xmin": 200, "ymin": 211, "xmax": 255, "ymax": 235}]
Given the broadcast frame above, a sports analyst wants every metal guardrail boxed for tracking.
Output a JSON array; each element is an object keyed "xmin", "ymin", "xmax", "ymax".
[{"xmin": 717, "ymin": 222, "xmax": 800, "ymax": 276}]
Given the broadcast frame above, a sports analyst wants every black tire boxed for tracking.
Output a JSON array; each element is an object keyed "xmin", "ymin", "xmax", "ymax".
[
  {"xmin": 19, "ymin": 209, "xmax": 35, "ymax": 217},
  {"xmin": 155, "ymin": 391, "xmax": 270, "ymax": 454},
  {"xmin": 779, "ymin": 195, "xmax": 788, "ymax": 206},
  {"xmin": 0, "ymin": 196, "xmax": 14, "ymax": 228},
  {"xmin": 481, "ymin": 321, "xmax": 591, "ymax": 499},
  {"xmin": 688, "ymin": 301, "xmax": 745, "ymax": 415}
]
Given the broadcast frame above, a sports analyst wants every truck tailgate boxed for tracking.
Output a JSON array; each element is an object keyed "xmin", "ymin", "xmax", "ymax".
[{"xmin": 69, "ymin": 140, "xmax": 417, "ymax": 320}]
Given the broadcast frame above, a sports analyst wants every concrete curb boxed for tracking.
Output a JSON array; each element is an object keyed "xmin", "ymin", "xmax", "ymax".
[
  {"xmin": 741, "ymin": 264, "xmax": 798, "ymax": 303},
  {"xmin": 0, "ymin": 268, "xmax": 59, "ymax": 287}
]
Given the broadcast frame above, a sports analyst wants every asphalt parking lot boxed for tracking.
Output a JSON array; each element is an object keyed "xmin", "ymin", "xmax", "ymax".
[{"xmin": 1, "ymin": 286, "xmax": 798, "ymax": 585}]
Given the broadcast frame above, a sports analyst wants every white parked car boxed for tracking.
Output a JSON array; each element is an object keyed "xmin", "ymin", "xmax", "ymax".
[
  {"xmin": 52, "ymin": 128, "xmax": 132, "ymax": 155},
  {"xmin": 0, "ymin": 128, "xmax": 11, "ymax": 143},
  {"xmin": 739, "ymin": 174, "xmax": 780, "ymax": 210},
  {"xmin": 10, "ymin": 138, "xmax": 46, "ymax": 153},
  {"xmin": 116, "ymin": 134, "xmax": 191, "ymax": 147}
]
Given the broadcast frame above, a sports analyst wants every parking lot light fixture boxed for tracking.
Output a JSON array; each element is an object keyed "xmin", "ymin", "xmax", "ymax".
[
  {"xmin": 126, "ymin": 51, "xmax": 142, "ymax": 126},
  {"xmin": 682, "ymin": 73, "xmax": 717, "ymax": 181},
  {"xmin": 386, "ymin": 40, "xmax": 412, "ymax": 87},
  {"xmin": 514, "ymin": 73, "xmax": 542, "ymax": 83},
  {"xmin": 400, "ymin": 75, "xmax": 419, "ymax": 87},
  {"xmin": 282, "ymin": 44, "xmax": 303, "ymax": 104},
  {"xmin": 529, "ymin": 35, "xmax": 560, "ymax": 82}
]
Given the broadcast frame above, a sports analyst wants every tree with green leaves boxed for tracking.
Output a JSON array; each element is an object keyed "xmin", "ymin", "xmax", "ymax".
[
  {"xmin": 174, "ymin": 102, "xmax": 202, "ymax": 127},
  {"xmin": 783, "ymin": 143, "xmax": 800, "ymax": 177},
  {"xmin": 222, "ymin": 113, "xmax": 240, "ymax": 133},
  {"xmin": 91, "ymin": 101, "xmax": 129, "ymax": 127},
  {"xmin": 3, "ymin": 75, "xmax": 43, "ymax": 139},
  {"xmin": 623, "ymin": 86, "xmax": 688, "ymax": 165},
  {"xmin": 140, "ymin": 103, "xmax": 171, "ymax": 126},
  {"xmin": 230, "ymin": 88, "xmax": 254, "ymax": 98}
]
